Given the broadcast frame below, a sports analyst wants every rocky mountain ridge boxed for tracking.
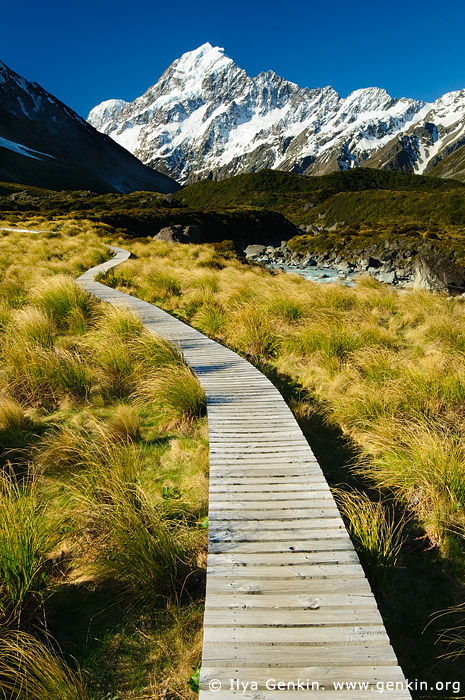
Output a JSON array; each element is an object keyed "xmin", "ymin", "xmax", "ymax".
[
  {"xmin": 0, "ymin": 60, "xmax": 179, "ymax": 193},
  {"xmin": 88, "ymin": 43, "xmax": 465, "ymax": 185}
]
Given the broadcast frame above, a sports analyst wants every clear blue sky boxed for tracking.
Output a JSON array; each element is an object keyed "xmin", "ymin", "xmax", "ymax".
[{"xmin": 2, "ymin": 0, "xmax": 465, "ymax": 118}]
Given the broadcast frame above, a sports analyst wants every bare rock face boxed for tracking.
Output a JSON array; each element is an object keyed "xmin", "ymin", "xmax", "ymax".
[
  {"xmin": 154, "ymin": 224, "xmax": 202, "ymax": 243},
  {"xmin": 413, "ymin": 254, "xmax": 465, "ymax": 294}
]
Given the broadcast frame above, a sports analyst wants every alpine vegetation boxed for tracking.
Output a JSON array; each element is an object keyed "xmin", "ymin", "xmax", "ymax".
[{"xmin": 0, "ymin": 226, "xmax": 208, "ymax": 699}]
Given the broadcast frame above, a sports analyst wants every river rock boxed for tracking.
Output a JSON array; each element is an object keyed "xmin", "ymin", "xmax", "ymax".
[
  {"xmin": 377, "ymin": 271, "xmax": 397, "ymax": 284},
  {"xmin": 413, "ymin": 254, "xmax": 465, "ymax": 294},
  {"xmin": 336, "ymin": 261, "xmax": 353, "ymax": 273},
  {"xmin": 359, "ymin": 256, "xmax": 382, "ymax": 270},
  {"xmin": 154, "ymin": 224, "xmax": 202, "ymax": 243},
  {"xmin": 245, "ymin": 244, "xmax": 266, "ymax": 258}
]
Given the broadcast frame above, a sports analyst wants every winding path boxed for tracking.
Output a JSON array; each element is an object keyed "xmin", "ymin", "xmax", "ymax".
[{"xmin": 78, "ymin": 246, "xmax": 411, "ymax": 699}]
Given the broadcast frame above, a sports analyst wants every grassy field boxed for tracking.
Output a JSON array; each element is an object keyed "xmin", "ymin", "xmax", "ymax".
[
  {"xmin": 97, "ymin": 236, "xmax": 465, "ymax": 696},
  {"xmin": 0, "ymin": 224, "xmax": 208, "ymax": 699}
]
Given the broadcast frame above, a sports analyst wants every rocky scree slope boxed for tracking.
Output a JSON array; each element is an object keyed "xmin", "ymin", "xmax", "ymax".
[
  {"xmin": 88, "ymin": 43, "xmax": 465, "ymax": 185},
  {"xmin": 0, "ymin": 60, "xmax": 179, "ymax": 194}
]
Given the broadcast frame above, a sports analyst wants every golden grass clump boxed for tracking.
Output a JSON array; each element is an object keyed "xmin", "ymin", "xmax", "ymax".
[
  {"xmin": 134, "ymin": 364, "xmax": 206, "ymax": 430},
  {"xmin": 37, "ymin": 421, "xmax": 142, "ymax": 485},
  {"xmin": 31, "ymin": 275, "xmax": 98, "ymax": 333},
  {"xmin": 0, "ymin": 471, "xmax": 68, "ymax": 626},
  {"xmin": 79, "ymin": 477, "xmax": 200, "ymax": 604},
  {"xmin": 229, "ymin": 305, "xmax": 280, "ymax": 361},
  {"xmin": 105, "ymin": 403, "xmax": 141, "ymax": 442},
  {"xmin": 334, "ymin": 488, "xmax": 405, "ymax": 586},
  {"xmin": 0, "ymin": 396, "xmax": 28, "ymax": 433},
  {"xmin": 358, "ymin": 420, "xmax": 465, "ymax": 544},
  {"xmin": 0, "ymin": 629, "xmax": 89, "ymax": 700},
  {"xmin": 11, "ymin": 307, "xmax": 54, "ymax": 348},
  {"xmin": 2, "ymin": 337, "xmax": 91, "ymax": 408}
]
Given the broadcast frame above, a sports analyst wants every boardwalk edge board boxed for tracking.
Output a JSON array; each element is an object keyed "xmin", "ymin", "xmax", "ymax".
[{"xmin": 77, "ymin": 246, "xmax": 411, "ymax": 699}]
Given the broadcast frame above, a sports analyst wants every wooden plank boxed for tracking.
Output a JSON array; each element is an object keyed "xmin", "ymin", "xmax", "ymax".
[
  {"xmin": 201, "ymin": 644, "xmax": 399, "ymax": 666},
  {"xmin": 202, "ymin": 626, "xmax": 389, "ymax": 645},
  {"xmin": 209, "ymin": 482, "xmax": 330, "ymax": 491},
  {"xmin": 205, "ymin": 578, "xmax": 371, "ymax": 594},
  {"xmin": 207, "ymin": 509, "xmax": 342, "ymax": 520},
  {"xmin": 208, "ymin": 540, "xmax": 354, "ymax": 554},
  {"xmin": 206, "ymin": 566, "xmax": 364, "ymax": 580},
  {"xmin": 208, "ymin": 562, "xmax": 364, "ymax": 590},
  {"xmin": 204, "ymin": 608, "xmax": 384, "ymax": 626},
  {"xmin": 209, "ymin": 518, "xmax": 345, "ymax": 531},
  {"xmin": 209, "ymin": 496, "xmax": 333, "ymax": 506},
  {"xmin": 205, "ymin": 593, "xmax": 378, "ymax": 610},
  {"xmin": 208, "ymin": 490, "xmax": 333, "ymax": 501},
  {"xmin": 209, "ymin": 469, "xmax": 325, "ymax": 478},
  {"xmin": 200, "ymin": 692, "xmax": 412, "ymax": 700},
  {"xmin": 209, "ymin": 475, "xmax": 327, "ymax": 483},
  {"xmin": 209, "ymin": 527, "xmax": 346, "ymax": 540}
]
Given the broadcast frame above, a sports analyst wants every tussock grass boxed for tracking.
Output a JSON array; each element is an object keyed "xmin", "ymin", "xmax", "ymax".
[
  {"xmin": 269, "ymin": 295, "xmax": 307, "ymax": 322},
  {"xmin": 0, "ymin": 397, "xmax": 28, "ymax": 433},
  {"xmin": 147, "ymin": 272, "xmax": 182, "ymax": 298},
  {"xmin": 132, "ymin": 326, "xmax": 182, "ymax": 367},
  {"xmin": 37, "ymin": 422, "xmax": 142, "ymax": 484},
  {"xmin": 0, "ymin": 226, "xmax": 208, "ymax": 697},
  {"xmin": 11, "ymin": 308, "xmax": 54, "ymax": 347},
  {"xmin": 191, "ymin": 273, "xmax": 219, "ymax": 294},
  {"xmin": 91, "ymin": 304, "xmax": 144, "ymax": 342},
  {"xmin": 358, "ymin": 420, "xmax": 465, "ymax": 544},
  {"xmin": 135, "ymin": 364, "xmax": 206, "ymax": 430},
  {"xmin": 0, "ymin": 472, "xmax": 67, "ymax": 626},
  {"xmin": 192, "ymin": 300, "xmax": 226, "ymax": 335},
  {"xmin": 0, "ymin": 278, "xmax": 28, "ymax": 309},
  {"xmin": 85, "ymin": 305, "xmax": 187, "ymax": 398},
  {"xmin": 3, "ymin": 339, "xmax": 91, "ymax": 408},
  {"xmin": 80, "ymin": 477, "xmax": 200, "ymax": 604},
  {"xmin": 106, "ymin": 238, "xmax": 465, "ymax": 561},
  {"xmin": 231, "ymin": 305, "xmax": 280, "ymax": 361},
  {"xmin": 106, "ymin": 403, "xmax": 141, "ymax": 442},
  {"xmin": 31, "ymin": 275, "xmax": 98, "ymax": 333},
  {"xmin": 82, "ymin": 306, "xmax": 144, "ymax": 397},
  {"xmin": 334, "ymin": 488, "xmax": 405, "ymax": 586},
  {"xmin": 0, "ymin": 629, "xmax": 89, "ymax": 700}
]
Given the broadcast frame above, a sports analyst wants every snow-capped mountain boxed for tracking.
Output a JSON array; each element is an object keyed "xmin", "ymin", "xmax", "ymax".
[
  {"xmin": 87, "ymin": 43, "xmax": 465, "ymax": 184},
  {"xmin": 0, "ymin": 60, "xmax": 179, "ymax": 193}
]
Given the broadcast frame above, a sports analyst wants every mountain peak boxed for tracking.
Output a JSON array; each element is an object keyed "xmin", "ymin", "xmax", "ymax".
[
  {"xmin": 169, "ymin": 43, "xmax": 233, "ymax": 78},
  {"xmin": 87, "ymin": 46, "xmax": 465, "ymax": 185},
  {"xmin": 344, "ymin": 87, "xmax": 394, "ymax": 111}
]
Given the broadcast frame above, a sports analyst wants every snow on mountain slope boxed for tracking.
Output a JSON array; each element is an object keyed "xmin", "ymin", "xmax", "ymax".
[
  {"xmin": 87, "ymin": 43, "xmax": 464, "ymax": 184},
  {"xmin": 0, "ymin": 135, "xmax": 55, "ymax": 161},
  {"xmin": 88, "ymin": 44, "xmax": 465, "ymax": 184}
]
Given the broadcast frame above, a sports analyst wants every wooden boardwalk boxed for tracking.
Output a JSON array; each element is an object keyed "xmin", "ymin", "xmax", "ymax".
[{"xmin": 78, "ymin": 247, "xmax": 411, "ymax": 699}]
